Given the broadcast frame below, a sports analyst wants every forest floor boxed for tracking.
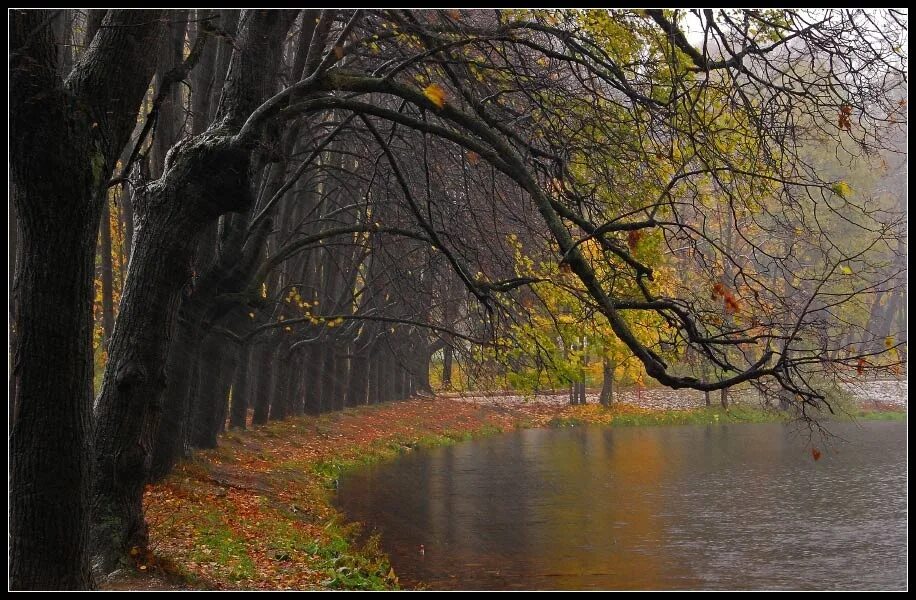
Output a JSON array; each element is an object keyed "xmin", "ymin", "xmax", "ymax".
[{"xmin": 105, "ymin": 381, "xmax": 905, "ymax": 590}]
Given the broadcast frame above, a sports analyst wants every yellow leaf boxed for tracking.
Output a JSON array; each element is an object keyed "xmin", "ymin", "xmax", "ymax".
[
  {"xmin": 885, "ymin": 336, "xmax": 894, "ymax": 349},
  {"xmin": 423, "ymin": 83, "xmax": 447, "ymax": 109},
  {"xmin": 831, "ymin": 181, "xmax": 852, "ymax": 199}
]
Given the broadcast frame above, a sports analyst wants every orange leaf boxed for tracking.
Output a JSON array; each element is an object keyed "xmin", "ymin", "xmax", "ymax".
[
  {"xmin": 466, "ymin": 150, "xmax": 480, "ymax": 166},
  {"xmin": 333, "ymin": 45, "xmax": 344, "ymax": 60},
  {"xmin": 811, "ymin": 448, "xmax": 822, "ymax": 461},
  {"xmin": 423, "ymin": 83, "xmax": 447, "ymax": 109},
  {"xmin": 838, "ymin": 105, "xmax": 852, "ymax": 131},
  {"xmin": 626, "ymin": 229, "xmax": 642, "ymax": 250}
]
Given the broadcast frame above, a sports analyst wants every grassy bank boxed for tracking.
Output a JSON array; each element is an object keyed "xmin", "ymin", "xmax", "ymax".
[{"xmin": 116, "ymin": 396, "xmax": 904, "ymax": 590}]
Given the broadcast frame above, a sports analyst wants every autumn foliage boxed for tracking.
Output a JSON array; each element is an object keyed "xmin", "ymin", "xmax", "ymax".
[{"xmin": 711, "ymin": 282, "xmax": 741, "ymax": 315}]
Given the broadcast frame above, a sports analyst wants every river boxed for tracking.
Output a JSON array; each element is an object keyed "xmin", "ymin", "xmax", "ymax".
[{"xmin": 336, "ymin": 421, "xmax": 906, "ymax": 590}]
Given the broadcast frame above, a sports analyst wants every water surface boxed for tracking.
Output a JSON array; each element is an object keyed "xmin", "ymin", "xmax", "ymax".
[{"xmin": 336, "ymin": 421, "xmax": 907, "ymax": 590}]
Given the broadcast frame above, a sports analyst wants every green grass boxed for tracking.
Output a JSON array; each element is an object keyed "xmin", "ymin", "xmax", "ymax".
[
  {"xmin": 548, "ymin": 406, "xmax": 788, "ymax": 428},
  {"xmin": 615, "ymin": 405, "xmax": 785, "ymax": 426},
  {"xmin": 305, "ymin": 523, "xmax": 395, "ymax": 590},
  {"xmin": 844, "ymin": 409, "xmax": 906, "ymax": 422},
  {"xmin": 311, "ymin": 424, "xmax": 506, "ymax": 489},
  {"xmin": 548, "ymin": 404, "xmax": 906, "ymax": 429},
  {"xmin": 189, "ymin": 510, "xmax": 256, "ymax": 582}
]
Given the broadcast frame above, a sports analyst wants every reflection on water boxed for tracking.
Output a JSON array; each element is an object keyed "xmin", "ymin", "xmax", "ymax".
[{"xmin": 336, "ymin": 421, "xmax": 907, "ymax": 590}]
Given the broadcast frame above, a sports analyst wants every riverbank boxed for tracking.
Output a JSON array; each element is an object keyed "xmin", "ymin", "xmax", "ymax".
[{"xmin": 111, "ymin": 389, "xmax": 905, "ymax": 590}]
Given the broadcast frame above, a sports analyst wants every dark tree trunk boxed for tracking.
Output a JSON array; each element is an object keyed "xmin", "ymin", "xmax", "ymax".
[
  {"xmin": 121, "ymin": 187, "xmax": 135, "ymax": 262},
  {"xmin": 91, "ymin": 11, "xmax": 295, "ymax": 570},
  {"xmin": 720, "ymin": 388, "xmax": 729, "ymax": 409},
  {"xmin": 190, "ymin": 335, "xmax": 229, "ymax": 448},
  {"xmin": 150, "ymin": 12, "xmax": 189, "ymax": 178},
  {"xmin": 269, "ymin": 340, "xmax": 290, "ymax": 420},
  {"xmin": 10, "ymin": 164, "xmax": 97, "ymax": 590},
  {"xmin": 599, "ymin": 358, "xmax": 614, "ymax": 407},
  {"xmin": 10, "ymin": 10, "xmax": 162, "ymax": 589},
  {"xmin": 413, "ymin": 344, "xmax": 433, "ymax": 394},
  {"xmin": 230, "ymin": 342, "xmax": 252, "ymax": 428},
  {"xmin": 368, "ymin": 350, "xmax": 381, "ymax": 405},
  {"xmin": 286, "ymin": 350, "xmax": 306, "ymax": 415},
  {"xmin": 149, "ymin": 306, "xmax": 204, "ymax": 480},
  {"xmin": 252, "ymin": 340, "xmax": 273, "ymax": 425},
  {"xmin": 320, "ymin": 345, "xmax": 337, "ymax": 410},
  {"xmin": 190, "ymin": 11, "xmax": 218, "ymax": 135},
  {"xmin": 214, "ymin": 343, "xmax": 237, "ymax": 435},
  {"xmin": 99, "ymin": 198, "xmax": 116, "ymax": 348},
  {"xmin": 9, "ymin": 199, "xmax": 21, "ymax": 423},
  {"xmin": 442, "ymin": 344, "xmax": 454, "ymax": 388},
  {"xmin": 378, "ymin": 348, "xmax": 394, "ymax": 403},
  {"xmin": 304, "ymin": 344, "xmax": 323, "ymax": 414},
  {"xmin": 349, "ymin": 351, "xmax": 369, "ymax": 407},
  {"xmin": 91, "ymin": 133, "xmax": 257, "ymax": 568},
  {"xmin": 397, "ymin": 361, "xmax": 409, "ymax": 400},
  {"xmin": 333, "ymin": 346, "xmax": 348, "ymax": 410}
]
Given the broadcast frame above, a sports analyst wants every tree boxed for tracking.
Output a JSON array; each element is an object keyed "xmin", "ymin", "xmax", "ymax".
[{"xmin": 10, "ymin": 10, "xmax": 163, "ymax": 589}]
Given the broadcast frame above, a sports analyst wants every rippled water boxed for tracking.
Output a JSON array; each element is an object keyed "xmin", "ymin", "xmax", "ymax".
[{"xmin": 336, "ymin": 421, "xmax": 907, "ymax": 590}]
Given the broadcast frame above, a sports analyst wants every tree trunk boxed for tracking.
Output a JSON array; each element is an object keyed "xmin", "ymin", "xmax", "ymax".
[
  {"xmin": 230, "ymin": 342, "xmax": 252, "ymax": 428},
  {"xmin": 10, "ymin": 168, "xmax": 97, "ymax": 590},
  {"xmin": 368, "ymin": 350, "xmax": 381, "ymax": 405},
  {"xmin": 442, "ymin": 344, "xmax": 454, "ymax": 389},
  {"xmin": 91, "ymin": 130, "xmax": 256, "ymax": 567},
  {"xmin": 348, "ymin": 350, "xmax": 369, "ymax": 407},
  {"xmin": 148, "ymin": 304, "xmax": 205, "ymax": 480},
  {"xmin": 304, "ymin": 344, "xmax": 323, "ymax": 414},
  {"xmin": 99, "ymin": 198, "xmax": 116, "ymax": 348},
  {"xmin": 190, "ymin": 334, "xmax": 228, "ymax": 448},
  {"xmin": 269, "ymin": 340, "xmax": 289, "ymax": 420},
  {"xmin": 252, "ymin": 340, "xmax": 273, "ymax": 425},
  {"xmin": 321, "ymin": 345, "xmax": 337, "ymax": 409},
  {"xmin": 11, "ymin": 10, "xmax": 162, "ymax": 589},
  {"xmin": 599, "ymin": 358, "xmax": 614, "ymax": 406},
  {"xmin": 333, "ymin": 345, "xmax": 349, "ymax": 410}
]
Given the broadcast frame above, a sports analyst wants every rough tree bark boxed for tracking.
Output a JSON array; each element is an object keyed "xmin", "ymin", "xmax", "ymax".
[
  {"xmin": 252, "ymin": 338, "xmax": 274, "ymax": 425},
  {"xmin": 230, "ymin": 342, "xmax": 252, "ymax": 428},
  {"xmin": 91, "ymin": 10, "xmax": 296, "ymax": 572},
  {"xmin": 599, "ymin": 357, "xmax": 614, "ymax": 406},
  {"xmin": 10, "ymin": 10, "xmax": 162, "ymax": 589},
  {"xmin": 99, "ymin": 199, "xmax": 116, "ymax": 348}
]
